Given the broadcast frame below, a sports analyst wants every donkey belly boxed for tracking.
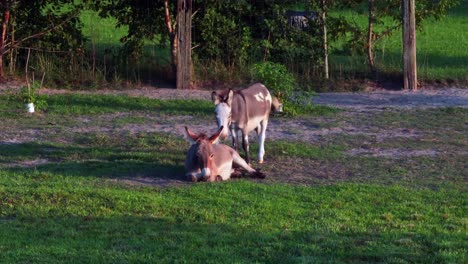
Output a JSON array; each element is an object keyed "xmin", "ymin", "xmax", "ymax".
[
  {"xmin": 216, "ymin": 160, "xmax": 234, "ymax": 180},
  {"xmin": 243, "ymin": 115, "xmax": 268, "ymax": 134}
]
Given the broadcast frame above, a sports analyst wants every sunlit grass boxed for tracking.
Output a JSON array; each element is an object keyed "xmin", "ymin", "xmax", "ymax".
[
  {"xmin": 0, "ymin": 173, "xmax": 466, "ymax": 263},
  {"xmin": 0, "ymin": 92, "xmax": 467, "ymax": 262},
  {"xmin": 0, "ymin": 94, "xmax": 213, "ymax": 117}
]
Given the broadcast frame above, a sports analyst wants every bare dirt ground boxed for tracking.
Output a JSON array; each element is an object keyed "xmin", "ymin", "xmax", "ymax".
[
  {"xmin": 2, "ymin": 79, "xmax": 467, "ymax": 107},
  {"xmin": 311, "ymin": 88, "xmax": 468, "ymax": 109}
]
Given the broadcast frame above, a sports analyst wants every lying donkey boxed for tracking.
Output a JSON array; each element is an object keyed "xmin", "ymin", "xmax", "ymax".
[
  {"xmin": 185, "ymin": 126, "xmax": 265, "ymax": 182},
  {"xmin": 212, "ymin": 83, "xmax": 280, "ymax": 164}
]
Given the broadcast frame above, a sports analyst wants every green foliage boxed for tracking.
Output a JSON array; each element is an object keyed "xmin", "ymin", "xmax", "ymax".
[
  {"xmin": 8, "ymin": 1, "xmax": 85, "ymax": 56},
  {"xmin": 251, "ymin": 61, "xmax": 325, "ymax": 116},
  {"xmin": 17, "ymin": 82, "xmax": 48, "ymax": 110},
  {"xmin": 193, "ymin": 1, "xmax": 323, "ymax": 68},
  {"xmin": 339, "ymin": 0, "xmax": 461, "ymax": 56},
  {"xmin": 250, "ymin": 61, "xmax": 338, "ymax": 116},
  {"xmin": 251, "ymin": 61, "xmax": 296, "ymax": 100},
  {"xmin": 93, "ymin": 0, "xmax": 166, "ymax": 60},
  {"xmin": 196, "ymin": 6, "xmax": 252, "ymax": 66},
  {"xmin": 1, "ymin": 0, "xmax": 465, "ymax": 89}
]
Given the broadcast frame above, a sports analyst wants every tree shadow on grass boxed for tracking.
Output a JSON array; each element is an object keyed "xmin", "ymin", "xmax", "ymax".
[
  {"xmin": 0, "ymin": 216, "xmax": 463, "ymax": 263},
  {"xmin": 0, "ymin": 141, "xmax": 187, "ymax": 183},
  {"xmin": 44, "ymin": 94, "xmax": 213, "ymax": 116}
]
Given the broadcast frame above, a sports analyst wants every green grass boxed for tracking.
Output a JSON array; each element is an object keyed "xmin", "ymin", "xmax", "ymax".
[
  {"xmin": 0, "ymin": 94, "xmax": 467, "ymax": 262},
  {"xmin": 80, "ymin": 9, "xmax": 171, "ymax": 69},
  {"xmin": 1, "ymin": 176, "xmax": 466, "ymax": 263},
  {"xmin": 0, "ymin": 94, "xmax": 213, "ymax": 117}
]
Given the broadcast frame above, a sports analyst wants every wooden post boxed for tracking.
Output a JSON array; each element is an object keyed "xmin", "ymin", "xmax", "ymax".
[
  {"xmin": 321, "ymin": 0, "xmax": 329, "ymax": 80},
  {"xmin": 176, "ymin": 0, "xmax": 192, "ymax": 89},
  {"xmin": 402, "ymin": 0, "xmax": 417, "ymax": 90}
]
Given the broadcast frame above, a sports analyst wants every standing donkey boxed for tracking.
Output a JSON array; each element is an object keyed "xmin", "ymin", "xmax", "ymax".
[
  {"xmin": 184, "ymin": 126, "xmax": 264, "ymax": 182},
  {"xmin": 212, "ymin": 83, "xmax": 277, "ymax": 164}
]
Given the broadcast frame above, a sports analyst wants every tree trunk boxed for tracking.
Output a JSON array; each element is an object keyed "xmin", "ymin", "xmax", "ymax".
[
  {"xmin": 321, "ymin": 0, "xmax": 329, "ymax": 80},
  {"xmin": 0, "ymin": 0, "xmax": 11, "ymax": 81},
  {"xmin": 367, "ymin": 0, "xmax": 375, "ymax": 72},
  {"xmin": 176, "ymin": 0, "xmax": 192, "ymax": 89},
  {"xmin": 402, "ymin": 0, "xmax": 417, "ymax": 90},
  {"xmin": 8, "ymin": 13, "xmax": 14, "ymax": 74},
  {"xmin": 164, "ymin": 0, "xmax": 177, "ymax": 82}
]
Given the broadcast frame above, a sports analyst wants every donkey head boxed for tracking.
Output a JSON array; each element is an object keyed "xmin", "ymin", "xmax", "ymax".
[
  {"xmin": 211, "ymin": 90, "xmax": 234, "ymax": 140},
  {"xmin": 185, "ymin": 126, "xmax": 223, "ymax": 182},
  {"xmin": 272, "ymin": 96, "xmax": 283, "ymax": 113}
]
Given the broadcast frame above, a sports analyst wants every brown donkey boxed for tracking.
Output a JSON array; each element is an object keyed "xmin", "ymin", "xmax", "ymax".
[
  {"xmin": 212, "ymin": 83, "xmax": 280, "ymax": 164},
  {"xmin": 184, "ymin": 126, "xmax": 265, "ymax": 182}
]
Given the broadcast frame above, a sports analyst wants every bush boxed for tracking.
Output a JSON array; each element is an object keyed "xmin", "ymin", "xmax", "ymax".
[
  {"xmin": 251, "ymin": 61, "xmax": 324, "ymax": 116},
  {"xmin": 251, "ymin": 61, "xmax": 296, "ymax": 101}
]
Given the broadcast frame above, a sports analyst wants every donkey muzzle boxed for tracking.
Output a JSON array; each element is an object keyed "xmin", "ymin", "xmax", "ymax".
[{"xmin": 200, "ymin": 168, "xmax": 211, "ymax": 180}]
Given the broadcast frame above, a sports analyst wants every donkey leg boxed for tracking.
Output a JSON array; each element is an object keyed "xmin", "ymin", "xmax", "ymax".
[
  {"xmin": 232, "ymin": 152, "xmax": 256, "ymax": 173},
  {"xmin": 231, "ymin": 127, "xmax": 238, "ymax": 151},
  {"xmin": 241, "ymin": 132, "xmax": 250, "ymax": 164},
  {"xmin": 257, "ymin": 119, "xmax": 268, "ymax": 163},
  {"xmin": 232, "ymin": 152, "xmax": 266, "ymax": 179}
]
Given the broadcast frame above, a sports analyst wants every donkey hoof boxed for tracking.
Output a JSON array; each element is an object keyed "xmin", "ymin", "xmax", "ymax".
[
  {"xmin": 255, "ymin": 169, "xmax": 266, "ymax": 179},
  {"xmin": 258, "ymin": 159, "xmax": 264, "ymax": 164},
  {"xmin": 215, "ymin": 175, "xmax": 223, "ymax": 182}
]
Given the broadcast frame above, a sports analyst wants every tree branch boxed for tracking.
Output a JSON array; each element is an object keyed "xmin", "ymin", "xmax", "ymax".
[
  {"xmin": 164, "ymin": 0, "xmax": 173, "ymax": 36},
  {"xmin": 9, "ymin": 11, "xmax": 79, "ymax": 51}
]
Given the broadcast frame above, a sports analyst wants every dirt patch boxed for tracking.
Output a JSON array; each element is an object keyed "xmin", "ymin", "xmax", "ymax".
[
  {"xmin": 311, "ymin": 88, "xmax": 468, "ymax": 109},
  {"xmin": 38, "ymin": 87, "xmax": 213, "ymax": 101},
  {"xmin": 346, "ymin": 148, "xmax": 440, "ymax": 157}
]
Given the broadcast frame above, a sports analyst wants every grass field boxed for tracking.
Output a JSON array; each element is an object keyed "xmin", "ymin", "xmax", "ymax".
[{"xmin": 0, "ymin": 93, "xmax": 467, "ymax": 263}]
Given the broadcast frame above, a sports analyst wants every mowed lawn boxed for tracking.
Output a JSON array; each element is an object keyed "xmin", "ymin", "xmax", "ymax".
[{"xmin": 0, "ymin": 94, "xmax": 467, "ymax": 263}]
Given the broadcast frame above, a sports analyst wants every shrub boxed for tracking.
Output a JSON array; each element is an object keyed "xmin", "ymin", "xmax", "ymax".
[
  {"xmin": 18, "ymin": 81, "xmax": 48, "ymax": 111},
  {"xmin": 251, "ymin": 61, "xmax": 296, "ymax": 101}
]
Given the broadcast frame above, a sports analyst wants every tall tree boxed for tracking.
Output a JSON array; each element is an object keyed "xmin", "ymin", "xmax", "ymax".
[
  {"xmin": 176, "ymin": 0, "xmax": 192, "ymax": 89},
  {"xmin": 321, "ymin": 0, "xmax": 329, "ymax": 79},
  {"xmin": 0, "ymin": 0, "xmax": 84, "ymax": 81},
  {"xmin": 344, "ymin": 0, "xmax": 459, "ymax": 74},
  {"xmin": 0, "ymin": 0, "xmax": 11, "ymax": 80},
  {"xmin": 98, "ymin": 0, "xmax": 191, "ymax": 88},
  {"xmin": 402, "ymin": 0, "xmax": 417, "ymax": 90},
  {"xmin": 367, "ymin": 0, "xmax": 375, "ymax": 72}
]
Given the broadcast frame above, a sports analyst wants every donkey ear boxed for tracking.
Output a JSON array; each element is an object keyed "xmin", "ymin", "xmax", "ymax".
[
  {"xmin": 209, "ymin": 126, "xmax": 223, "ymax": 144},
  {"xmin": 185, "ymin": 126, "xmax": 198, "ymax": 145},
  {"xmin": 211, "ymin": 91, "xmax": 221, "ymax": 105},
  {"xmin": 226, "ymin": 89, "xmax": 234, "ymax": 106}
]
